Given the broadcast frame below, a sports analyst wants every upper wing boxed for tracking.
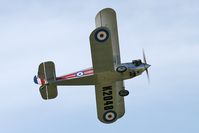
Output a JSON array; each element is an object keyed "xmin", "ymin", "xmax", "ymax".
[
  {"xmin": 95, "ymin": 81, "xmax": 125, "ymax": 124},
  {"xmin": 89, "ymin": 27, "xmax": 114, "ymax": 73},
  {"xmin": 90, "ymin": 8, "xmax": 121, "ymax": 73},
  {"xmin": 95, "ymin": 8, "xmax": 121, "ymax": 66}
]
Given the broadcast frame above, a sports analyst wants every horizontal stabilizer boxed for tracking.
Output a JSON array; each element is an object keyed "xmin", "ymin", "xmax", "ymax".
[
  {"xmin": 36, "ymin": 61, "xmax": 58, "ymax": 100},
  {"xmin": 40, "ymin": 84, "xmax": 57, "ymax": 100},
  {"xmin": 38, "ymin": 61, "xmax": 56, "ymax": 82}
]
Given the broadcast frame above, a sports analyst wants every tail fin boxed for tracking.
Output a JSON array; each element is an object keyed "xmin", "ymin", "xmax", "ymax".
[{"xmin": 34, "ymin": 61, "xmax": 58, "ymax": 100}]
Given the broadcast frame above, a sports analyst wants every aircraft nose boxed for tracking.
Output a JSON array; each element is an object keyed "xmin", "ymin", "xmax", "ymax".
[{"xmin": 145, "ymin": 64, "xmax": 151, "ymax": 69}]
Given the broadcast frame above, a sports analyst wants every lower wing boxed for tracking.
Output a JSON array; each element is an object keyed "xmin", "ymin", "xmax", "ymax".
[{"xmin": 95, "ymin": 81, "xmax": 125, "ymax": 124}]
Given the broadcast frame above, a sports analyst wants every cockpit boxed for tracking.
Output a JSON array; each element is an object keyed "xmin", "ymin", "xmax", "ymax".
[{"xmin": 132, "ymin": 59, "xmax": 142, "ymax": 66}]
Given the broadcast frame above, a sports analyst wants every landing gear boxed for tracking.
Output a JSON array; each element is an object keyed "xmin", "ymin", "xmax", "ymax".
[
  {"xmin": 116, "ymin": 66, "xmax": 127, "ymax": 73},
  {"xmin": 119, "ymin": 90, "xmax": 129, "ymax": 97}
]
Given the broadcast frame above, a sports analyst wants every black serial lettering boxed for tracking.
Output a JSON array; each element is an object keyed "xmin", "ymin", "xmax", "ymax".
[
  {"xmin": 104, "ymin": 106, "xmax": 113, "ymax": 110},
  {"xmin": 104, "ymin": 100, "xmax": 113, "ymax": 105},
  {"xmin": 103, "ymin": 86, "xmax": 112, "ymax": 91},
  {"xmin": 103, "ymin": 91, "xmax": 112, "ymax": 96},
  {"xmin": 102, "ymin": 86, "xmax": 114, "ymax": 111},
  {"xmin": 104, "ymin": 96, "xmax": 112, "ymax": 101}
]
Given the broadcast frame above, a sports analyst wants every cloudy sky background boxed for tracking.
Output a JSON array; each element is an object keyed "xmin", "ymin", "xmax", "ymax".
[{"xmin": 0, "ymin": 0, "xmax": 199, "ymax": 133}]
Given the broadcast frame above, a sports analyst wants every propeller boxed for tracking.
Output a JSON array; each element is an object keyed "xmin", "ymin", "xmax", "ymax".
[{"xmin": 142, "ymin": 49, "xmax": 150, "ymax": 83}]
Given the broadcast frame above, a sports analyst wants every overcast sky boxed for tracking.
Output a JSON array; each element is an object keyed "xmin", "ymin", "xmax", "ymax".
[{"xmin": 0, "ymin": 0, "xmax": 199, "ymax": 133}]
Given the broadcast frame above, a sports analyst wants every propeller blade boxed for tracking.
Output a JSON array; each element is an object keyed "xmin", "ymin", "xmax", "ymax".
[
  {"xmin": 142, "ymin": 48, "xmax": 150, "ymax": 83},
  {"xmin": 142, "ymin": 48, "xmax": 147, "ymax": 64},
  {"xmin": 146, "ymin": 68, "xmax": 150, "ymax": 83}
]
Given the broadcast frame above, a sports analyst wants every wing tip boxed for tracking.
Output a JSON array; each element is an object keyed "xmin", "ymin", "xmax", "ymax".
[
  {"xmin": 98, "ymin": 8, "xmax": 116, "ymax": 14},
  {"xmin": 95, "ymin": 8, "xmax": 116, "ymax": 22}
]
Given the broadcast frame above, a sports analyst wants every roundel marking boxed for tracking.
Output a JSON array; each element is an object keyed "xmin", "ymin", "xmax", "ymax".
[
  {"xmin": 95, "ymin": 28, "xmax": 109, "ymax": 42},
  {"xmin": 76, "ymin": 71, "xmax": 84, "ymax": 77},
  {"xmin": 103, "ymin": 111, "xmax": 117, "ymax": 122}
]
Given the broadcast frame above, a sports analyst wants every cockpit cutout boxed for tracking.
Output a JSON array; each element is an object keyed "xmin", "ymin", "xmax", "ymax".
[{"xmin": 132, "ymin": 60, "xmax": 142, "ymax": 66}]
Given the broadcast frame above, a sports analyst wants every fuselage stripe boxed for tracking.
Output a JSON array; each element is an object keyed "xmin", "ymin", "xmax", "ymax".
[{"xmin": 56, "ymin": 68, "xmax": 94, "ymax": 80}]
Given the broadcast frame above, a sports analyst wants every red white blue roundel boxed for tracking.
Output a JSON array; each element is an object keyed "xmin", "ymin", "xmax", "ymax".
[
  {"xmin": 103, "ymin": 111, "xmax": 117, "ymax": 122},
  {"xmin": 76, "ymin": 71, "xmax": 84, "ymax": 77},
  {"xmin": 95, "ymin": 28, "xmax": 109, "ymax": 42}
]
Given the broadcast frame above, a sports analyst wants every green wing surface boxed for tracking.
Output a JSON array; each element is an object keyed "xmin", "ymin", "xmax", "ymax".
[
  {"xmin": 95, "ymin": 81, "xmax": 126, "ymax": 123},
  {"xmin": 89, "ymin": 27, "xmax": 114, "ymax": 73},
  {"xmin": 115, "ymin": 81, "xmax": 125, "ymax": 118},
  {"xmin": 95, "ymin": 82, "xmax": 118, "ymax": 123},
  {"xmin": 94, "ymin": 8, "xmax": 125, "ymax": 118},
  {"xmin": 95, "ymin": 8, "xmax": 121, "ymax": 65}
]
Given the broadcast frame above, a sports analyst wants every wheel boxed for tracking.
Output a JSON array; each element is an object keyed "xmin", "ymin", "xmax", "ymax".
[
  {"xmin": 119, "ymin": 90, "xmax": 129, "ymax": 97},
  {"xmin": 116, "ymin": 66, "xmax": 127, "ymax": 73}
]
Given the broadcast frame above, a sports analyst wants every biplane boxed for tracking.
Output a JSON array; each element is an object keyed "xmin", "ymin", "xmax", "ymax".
[{"xmin": 34, "ymin": 8, "xmax": 150, "ymax": 124}]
